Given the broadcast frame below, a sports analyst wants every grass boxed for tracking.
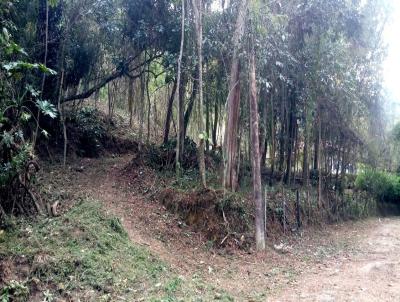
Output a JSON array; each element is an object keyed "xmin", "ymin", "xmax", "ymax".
[{"xmin": 0, "ymin": 199, "xmax": 233, "ymax": 301}]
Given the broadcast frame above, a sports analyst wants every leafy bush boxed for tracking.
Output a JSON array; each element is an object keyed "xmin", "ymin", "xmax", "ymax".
[
  {"xmin": 68, "ymin": 107, "xmax": 107, "ymax": 157},
  {"xmin": 1, "ymin": 2, "xmax": 57, "ymax": 216},
  {"xmin": 146, "ymin": 138, "xmax": 199, "ymax": 170},
  {"xmin": 355, "ymin": 168, "xmax": 400, "ymax": 204}
]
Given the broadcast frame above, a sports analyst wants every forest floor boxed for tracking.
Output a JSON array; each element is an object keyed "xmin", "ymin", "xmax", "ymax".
[{"xmin": 32, "ymin": 154, "xmax": 400, "ymax": 301}]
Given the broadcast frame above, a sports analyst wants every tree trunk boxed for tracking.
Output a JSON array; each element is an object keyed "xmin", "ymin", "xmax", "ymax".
[
  {"xmin": 191, "ymin": 0, "xmax": 207, "ymax": 188},
  {"xmin": 259, "ymin": 89, "xmax": 268, "ymax": 168},
  {"xmin": 163, "ymin": 78, "xmax": 178, "ymax": 144},
  {"xmin": 138, "ymin": 65, "xmax": 145, "ymax": 151},
  {"xmin": 183, "ymin": 65, "xmax": 199, "ymax": 138},
  {"xmin": 302, "ymin": 100, "xmax": 309, "ymax": 181},
  {"xmin": 175, "ymin": 0, "xmax": 185, "ymax": 177},
  {"xmin": 212, "ymin": 89, "xmax": 219, "ymax": 149},
  {"xmin": 249, "ymin": 39, "xmax": 265, "ymax": 251},
  {"xmin": 313, "ymin": 121, "xmax": 319, "ymax": 171},
  {"xmin": 57, "ymin": 70, "xmax": 67, "ymax": 167},
  {"xmin": 317, "ymin": 107, "xmax": 322, "ymax": 208},
  {"xmin": 223, "ymin": 0, "xmax": 248, "ymax": 191},
  {"xmin": 270, "ymin": 96, "xmax": 276, "ymax": 179},
  {"xmin": 146, "ymin": 69, "xmax": 151, "ymax": 143},
  {"xmin": 128, "ymin": 77, "xmax": 135, "ymax": 127},
  {"xmin": 284, "ymin": 91, "xmax": 295, "ymax": 184}
]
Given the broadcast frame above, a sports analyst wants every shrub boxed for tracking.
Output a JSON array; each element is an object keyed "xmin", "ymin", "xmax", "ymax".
[
  {"xmin": 68, "ymin": 107, "xmax": 107, "ymax": 157},
  {"xmin": 1, "ymin": 3, "xmax": 57, "ymax": 216},
  {"xmin": 355, "ymin": 168, "xmax": 400, "ymax": 204}
]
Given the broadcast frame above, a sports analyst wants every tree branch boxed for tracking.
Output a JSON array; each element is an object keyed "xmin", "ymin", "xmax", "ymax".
[{"xmin": 61, "ymin": 53, "xmax": 163, "ymax": 103}]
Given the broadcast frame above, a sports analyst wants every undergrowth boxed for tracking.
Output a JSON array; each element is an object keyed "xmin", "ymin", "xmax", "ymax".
[{"xmin": 0, "ymin": 199, "xmax": 232, "ymax": 301}]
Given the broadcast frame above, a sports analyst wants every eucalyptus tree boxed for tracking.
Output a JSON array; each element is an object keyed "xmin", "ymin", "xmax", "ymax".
[
  {"xmin": 223, "ymin": 0, "xmax": 248, "ymax": 192},
  {"xmin": 191, "ymin": 0, "xmax": 207, "ymax": 187}
]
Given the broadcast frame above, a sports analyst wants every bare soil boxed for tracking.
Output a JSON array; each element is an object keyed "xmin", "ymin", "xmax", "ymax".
[{"xmin": 39, "ymin": 155, "xmax": 400, "ymax": 301}]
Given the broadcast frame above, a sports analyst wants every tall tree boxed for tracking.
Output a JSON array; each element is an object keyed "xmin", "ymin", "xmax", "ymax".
[
  {"xmin": 175, "ymin": 0, "xmax": 185, "ymax": 178},
  {"xmin": 249, "ymin": 30, "xmax": 265, "ymax": 250},
  {"xmin": 191, "ymin": 0, "xmax": 207, "ymax": 188},
  {"xmin": 223, "ymin": 0, "xmax": 248, "ymax": 191}
]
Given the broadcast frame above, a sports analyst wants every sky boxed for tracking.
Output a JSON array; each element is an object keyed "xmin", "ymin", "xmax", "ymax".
[{"xmin": 383, "ymin": 0, "xmax": 400, "ymax": 124}]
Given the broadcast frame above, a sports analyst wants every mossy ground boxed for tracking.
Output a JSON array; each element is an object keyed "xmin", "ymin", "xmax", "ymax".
[{"xmin": 0, "ymin": 200, "xmax": 232, "ymax": 301}]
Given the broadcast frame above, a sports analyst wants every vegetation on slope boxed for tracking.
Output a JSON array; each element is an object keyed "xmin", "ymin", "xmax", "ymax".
[{"xmin": 0, "ymin": 200, "xmax": 232, "ymax": 302}]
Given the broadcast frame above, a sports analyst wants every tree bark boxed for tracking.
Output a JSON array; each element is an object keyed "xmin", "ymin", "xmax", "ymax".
[
  {"xmin": 212, "ymin": 90, "xmax": 219, "ymax": 149},
  {"xmin": 146, "ymin": 70, "xmax": 151, "ymax": 143},
  {"xmin": 128, "ymin": 77, "xmax": 135, "ymax": 127},
  {"xmin": 175, "ymin": 0, "xmax": 185, "ymax": 177},
  {"xmin": 191, "ymin": 0, "xmax": 207, "ymax": 188},
  {"xmin": 223, "ymin": 0, "xmax": 248, "ymax": 191},
  {"xmin": 249, "ymin": 39, "xmax": 265, "ymax": 251},
  {"xmin": 183, "ymin": 65, "xmax": 199, "ymax": 138},
  {"xmin": 317, "ymin": 107, "xmax": 322, "ymax": 208},
  {"xmin": 163, "ymin": 78, "xmax": 178, "ymax": 144}
]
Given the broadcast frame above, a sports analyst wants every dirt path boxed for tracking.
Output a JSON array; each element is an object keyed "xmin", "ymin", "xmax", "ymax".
[
  {"xmin": 269, "ymin": 218, "xmax": 400, "ymax": 302},
  {"xmin": 42, "ymin": 156, "xmax": 400, "ymax": 301}
]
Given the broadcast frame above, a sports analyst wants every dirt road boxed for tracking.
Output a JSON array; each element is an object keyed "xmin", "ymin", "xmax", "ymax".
[
  {"xmin": 270, "ymin": 218, "xmax": 400, "ymax": 302},
  {"xmin": 43, "ymin": 156, "xmax": 400, "ymax": 301}
]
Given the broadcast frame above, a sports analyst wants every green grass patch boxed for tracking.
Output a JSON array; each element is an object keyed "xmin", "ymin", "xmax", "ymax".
[{"xmin": 0, "ymin": 199, "xmax": 231, "ymax": 301}]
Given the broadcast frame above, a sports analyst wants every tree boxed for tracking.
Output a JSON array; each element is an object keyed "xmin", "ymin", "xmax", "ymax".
[
  {"xmin": 175, "ymin": 0, "xmax": 185, "ymax": 178},
  {"xmin": 191, "ymin": 0, "xmax": 207, "ymax": 188},
  {"xmin": 223, "ymin": 0, "xmax": 248, "ymax": 192},
  {"xmin": 249, "ymin": 28, "xmax": 265, "ymax": 250}
]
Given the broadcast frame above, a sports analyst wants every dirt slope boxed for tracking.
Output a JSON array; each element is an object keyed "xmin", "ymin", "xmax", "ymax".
[{"xmin": 41, "ymin": 155, "xmax": 400, "ymax": 301}]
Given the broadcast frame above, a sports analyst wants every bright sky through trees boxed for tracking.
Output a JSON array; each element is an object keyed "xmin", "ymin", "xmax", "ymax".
[{"xmin": 384, "ymin": 0, "xmax": 400, "ymax": 122}]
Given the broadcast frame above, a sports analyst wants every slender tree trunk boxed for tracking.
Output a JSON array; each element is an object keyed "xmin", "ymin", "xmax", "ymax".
[
  {"xmin": 284, "ymin": 92, "xmax": 295, "ymax": 184},
  {"xmin": 317, "ymin": 107, "xmax": 322, "ymax": 208},
  {"xmin": 223, "ymin": 0, "xmax": 248, "ymax": 191},
  {"xmin": 259, "ymin": 89, "xmax": 268, "ymax": 168},
  {"xmin": 206, "ymin": 91, "xmax": 210, "ymax": 151},
  {"xmin": 57, "ymin": 70, "xmax": 67, "ymax": 167},
  {"xmin": 163, "ymin": 78, "xmax": 178, "ymax": 144},
  {"xmin": 302, "ymin": 101, "xmax": 309, "ymax": 181},
  {"xmin": 175, "ymin": 0, "xmax": 185, "ymax": 177},
  {"xmin": 335, "ymin": 140, "xmax": 343, "ymax": 192},
  {"xmin": 107, "ymin": 82, "xmax": 113, "ymax": 127},
  {"xmin": 183, "ymin": 65, "xmax": 199, "ymax": 137},
  {"xmin": 138, "ymin": 68, "xmax": 145, "ymax": 151},
  {"xmin": 270, "ymin": 96, "xmax": 276, "ymax": 179},
  {"xmin": 146, "ymin": 71, "xmax": 151, "ymax": 143},
  {"xmin": 128, "ymin": 77, "xmax": 135, "ymax": 127},
  {"xmin": 278, "ymin": 84, "xmax": 286, "ymax": 173},
  {"xmin": 249, "ymin": 38, "xmax": 265, "ymax": 251},
  {"xmin": 313, "ymin": 120, "xmax": 319, "ymax": 171},
  {"xmin": 192, "ymin": 0, "xmax": 207, "ymax": 188},
  {"xmin": 212, "ymin": 90, "xmax": 219, "ymax": 149}
]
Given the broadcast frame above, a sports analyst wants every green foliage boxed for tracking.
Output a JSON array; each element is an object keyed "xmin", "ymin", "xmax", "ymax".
[
  {"xmin": 69, "ymin": 108, "xmax": 107, "ymax": 157},
  {"xmin": 147, "ymin": 138, "xmax": 199, "ymax": 170},
  {"xmin": 355, "ymin": 168, "xmax": 400, "ymax": 203},
  {"xmin": 35, "ymin": 100, "xmax": 57, "ymax": 118},
  {"xmin": 0, "ymin": 280, "xmax": 29, "ymax": 302},
  {"xmin": 0, "ymin": 143, "xmax": 31, "ymax": 186},
  {"xmin": 0, "ymin": 0, "xmax": 58, "ymax": 215}
]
